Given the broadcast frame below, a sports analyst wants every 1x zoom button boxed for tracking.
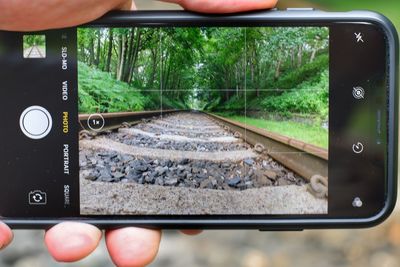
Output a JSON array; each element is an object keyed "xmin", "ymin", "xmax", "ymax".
[
  {"xmin": 19, "ymin": 106, "xmax": 52, "ymax": 139},
  {"xmin": 87, "ymin": 113, "xmax": 105, "ymax": 132}
]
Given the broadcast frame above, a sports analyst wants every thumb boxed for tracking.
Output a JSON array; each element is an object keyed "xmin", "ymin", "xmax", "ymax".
[
  {"xmin": 160, "ymin": 0, "xmax": 278, "ymax": 13},
  {"xmin": 0, "ymin": 222, "xmax": 13, "ymax": 250},
  {"xmin": 117, "ymin": 0, "xmax": 137, "ymax": 10}
]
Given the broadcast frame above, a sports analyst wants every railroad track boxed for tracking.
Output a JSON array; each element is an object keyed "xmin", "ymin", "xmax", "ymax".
[
  {"xmin": 79, "ymin": 110, "xmax": 328, "ymax": 199},
  {"xmin": 25, "ymin": 45, "xmax": 45, "ymax": 58}
]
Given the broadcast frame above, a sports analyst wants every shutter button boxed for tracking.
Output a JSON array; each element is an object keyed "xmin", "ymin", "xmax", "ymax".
[{"xmin": 20, "ymin": 106, "xmax": 52, "ymax": 139}]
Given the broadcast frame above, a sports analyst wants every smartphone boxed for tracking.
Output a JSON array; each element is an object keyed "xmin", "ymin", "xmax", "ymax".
[{"xmin": 0, "ymin": 9, "xmax": 398, "ymax": 230}]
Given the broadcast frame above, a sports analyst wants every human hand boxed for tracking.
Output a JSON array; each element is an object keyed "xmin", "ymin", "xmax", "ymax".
[
  {"xmin": 0, "ymin": 0, "xmax": 277, "ymax": 31},
  {"xmin": 0, "ymin": 0, "xmax": 277, "ymax": 266}
]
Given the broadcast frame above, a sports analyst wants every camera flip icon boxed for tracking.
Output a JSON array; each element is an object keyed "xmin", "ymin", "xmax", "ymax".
[{"xmin": 28, "ymin": 190, "xmax": 47, "ymax": 205}]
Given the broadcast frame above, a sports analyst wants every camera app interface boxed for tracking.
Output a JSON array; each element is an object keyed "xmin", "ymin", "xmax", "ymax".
[{"xmin": 77, "ymin": 27, "xmax": 329, "ymax": 215}]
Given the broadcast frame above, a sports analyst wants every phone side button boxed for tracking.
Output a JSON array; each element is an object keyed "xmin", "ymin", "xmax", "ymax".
[{"xmin": 259, "ymin": 229, "xmax": 304, "ymax": 231}]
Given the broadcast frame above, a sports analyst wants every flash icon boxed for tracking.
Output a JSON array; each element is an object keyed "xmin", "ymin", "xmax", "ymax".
[{"xmin": 354, "ymin": 32, "xmax": 364, "ymax": 43}]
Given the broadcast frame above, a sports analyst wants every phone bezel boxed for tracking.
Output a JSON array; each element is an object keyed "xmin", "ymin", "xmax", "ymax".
[{"xmin": 2, "ymin": 10, "xmax": 398, "ymax": 229}]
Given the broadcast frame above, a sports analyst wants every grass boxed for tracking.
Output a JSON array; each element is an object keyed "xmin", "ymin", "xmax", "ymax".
[{"xmin": 219, "ymin": 114, "xmax": 328, "ymax": 149}]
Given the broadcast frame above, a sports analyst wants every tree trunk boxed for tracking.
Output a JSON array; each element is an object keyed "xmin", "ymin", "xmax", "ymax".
[
  {"xmin": 148, "ymin": 48, "xmax": 158, "ymax": 89},
  {"xmin": 297, "ymin": 44, "xmax": 303, "ymax": 67},
  {"xmin": 122, "ymin": 28, "xmax": 135, "ymax": 82},
  {"xmin": 116, "ymin": 34, "xmax": 122, "ymax": 78},
  {"xmin": 163, "ymin": 61, "xmax": 171, "ymax": 90},
  {"xmin": 275, "ymin": 59, "xmax": 281, "ymax": 79},
  {"xmin": 89, "ymin": 36, "xmax": 95, "ymax": 66},
  {"xmin": 117, "ymin": 34, "xmax": 127, "ymax": 81},
  {"xmin": 235, "ymin": 65, "xmax": 239, "ymax": 97},
  {"xmin": 95, "ymin": 30, "xmax": 101, "ymax": 67},
  {"xmin": 127, "ymin": 29, "xmax": 142, "ymax": 83},
  {"xmin": 291, "ymin": 48, "xmax": 295, "ymax": 67},
  {"xmin": 105, "ymin": 29, "xmax": 114, "ymax": 73},
  {"xmin": 310, "ymin": 48, "xmax": 318, "ymax": 62}
]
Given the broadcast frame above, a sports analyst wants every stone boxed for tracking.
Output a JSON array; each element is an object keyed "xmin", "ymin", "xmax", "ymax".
[
  {"xmin": 200, "ymin": 179, "xmax": 211, "ymax": 189},
  {"xmin": 98, "ymin": 167, "xmax": 112, "ymax": 181},
  {"xmin": 264, "ymin": 170, "xmax": 277, "ymax": 180},
  {"xmin": 245, "ymin": 181, "xmax": 253, "ymax": 186},
  {"xmin": 155, "ymin": 166, "xmax": 167, "ymax": 175},
  {"xmin": 244, "ymin": 158, "xmax": 255, "ymax": 166},
  {"xmin": 80, "ymin": 161, "xmax": 87, "ymax": 168},
  {"xmin": 113, "ymin": 172, "xmax": 125, "ymax": 179},
  {"xmin": 155, "ymin": 178, "xmax": 164, "ymax": 186},
  {"xmin": 81, "ymin": 170, "xmax": 98, "ymax": 181},
  {"xmin": 256, "ymin": 175, "xmax": 272, "ymax": 186},
  {"xmin": 227, "ymin": 176, "xmax": 241, "ymax": 187},
  {"xmin": 121, "ymin": 155, "xmax": 133, "ymax": 163},
  {"xmin": 145, "ymin": 175, "xmax": 155, "ymax": 183},
  {"xmin": 179, "ymin": 158, "xmax": 190, "ymax": 165},
  {"xmin": 192, "ymin": 167, "xmax": 201, "ymax": 174},
  {"xmin": 136, "ymin": 165, "xmax": 148, "ymax": 172},
  {"xmin": 277, "ymin": 177, "xmax": 290, "ymax": 186},
  {"xmin": 196, "ymin": 174, "xmax": 208, "ymax": 180},
  {"xmin": 222, "ymin": 163, "xmax": 231, "ymax": 168},
  {"xmin": 164, "ymin": 177, "xmax": 178, "ymax": 186}
]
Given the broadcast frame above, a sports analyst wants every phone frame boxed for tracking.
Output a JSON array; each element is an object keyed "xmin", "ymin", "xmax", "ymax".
[{"xmin": 3, "ymin": 9, "xmax": 398, "ymax": 230}]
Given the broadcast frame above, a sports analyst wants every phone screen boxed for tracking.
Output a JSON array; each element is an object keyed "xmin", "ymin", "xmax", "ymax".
[
  {"xmin": 76, "ymin": 26, "xmax": 329, "ymax": 216},
  {"xmin": 0, "ymin": 19, "xmax": 389, "ymax": 220}
]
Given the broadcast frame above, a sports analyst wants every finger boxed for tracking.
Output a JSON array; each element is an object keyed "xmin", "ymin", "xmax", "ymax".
[
  {"xmin": 106, "ymin": 228, "xmax": 161, "ymax": 267},
  {"xmin": 180, "ymin": 230, "xmax": 203, "ymax": 235},
  {"xmin": 160, "ymin": 0, "xmax": 278, "ymax": 13},
  {"xmin": 44, "ymin": 222, "xmax": 102, "ymax": 262},
  {"xmin": 0, "ymin": 222, "xmax": 13, "ymax": 250},
  {"xmin": 118, "ymin": 0, "xmax": 137, "ymax": 10}
]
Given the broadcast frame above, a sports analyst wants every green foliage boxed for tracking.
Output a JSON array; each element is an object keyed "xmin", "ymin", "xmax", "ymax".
[
  {"xmin": 221, "ymin": 94, "xmax": 246, "ymax": 110},
  {"xmin": 23, "ymin": 35, "xmax": 45, "ymax": 48},
  {"xmin": 202, "ymin": 93, "xmax": 222, "ymax": 111},
  {"xmin": 78, "ymin": 62, "xmax": 147, "ymax": 113},
  {"xmin": 77, "ymin": 26, "xmax": 329, "ymax": 131},
  {"xmin": 274, "ymin": 54, "xmax": 328, "ymax": 89},
  {"xmin": 161, "ymin": 97, "xmax": 190, "ymax": 110},
  {"xmin": 260, "ymin": 69, "xmax": 329, "ymax": 119}
]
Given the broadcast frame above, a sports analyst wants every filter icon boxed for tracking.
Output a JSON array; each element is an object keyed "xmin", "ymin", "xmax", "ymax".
[{"xmin": 352, "ymin": 86, "xmax": 365, "ymax": 99}]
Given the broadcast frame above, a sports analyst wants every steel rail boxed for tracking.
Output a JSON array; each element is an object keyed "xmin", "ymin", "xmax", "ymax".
[
  {"xmin": 27, "ymin": 46, "xmax": 34, "ymax": 58},
  {"xmin": 204, "ymin": 112, "xmax": 328, "ymax": 181},
  {"xmin": 79, "ymin": 110, "xmax": 179, "ymax": 132},
  {"xmin": 35, "ymin": 46, "xmax": 44, "ymax": 58}
]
